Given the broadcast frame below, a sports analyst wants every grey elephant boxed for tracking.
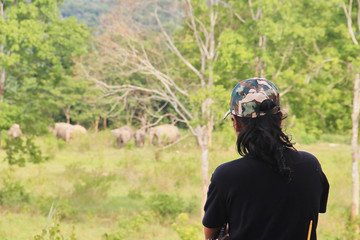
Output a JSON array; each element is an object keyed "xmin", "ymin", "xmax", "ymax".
[
  {"xmin": 111, "ymin": 126, "xmax": 133, "ymax": 148},
  {"xmin": 8, "ymin": 124, "xmax": 22, "ymax": 138},
  {"xmin": 133, "ymin": 129, "xmax": 146, "ymax": 147},
  {"xmin": 149, "ymin": 124, "xmax": 180, "ymax": 146},
  {"xmin": 53, "ymin": 122, "xmax": 87, "ymax": 142}
]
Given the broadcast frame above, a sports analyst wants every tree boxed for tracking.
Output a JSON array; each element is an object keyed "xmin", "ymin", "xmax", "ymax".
[
  {"xmin": 215, "ymin": 0, "xmax": 349, "ymax": 136},
  {"xmin": 0, "ymin": 0, "xmax": 90, "ymax": 133},
  {"xmin": 83, "ymin": 0, "xmax": 228, "ymax": 212},
  {"xmin": 341, "ymin": 0, "xmax": 360, "ymax": 224}
]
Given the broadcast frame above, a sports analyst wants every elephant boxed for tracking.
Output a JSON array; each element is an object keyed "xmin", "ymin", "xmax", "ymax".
[
  {"xmin": 133, "ymin": 129, "xmax": 146, "ymax": 147},
  {"xmin": 71, "ymin": 124, "xmax": 87, "ymax": 135},
  {"xmin": 53, "ymin": 122, "xmax": 87, "ymax": 142},
  {"xmin": 148, "ymin": 124, "xmax": 180, "ymax": 146},
  {"xmin": 111, "ymin": 125, "xmax": 133, "ymax": 148},
  {"xmin": 8, "ymin": 124, "xmax": 22, "ymax": 138}
]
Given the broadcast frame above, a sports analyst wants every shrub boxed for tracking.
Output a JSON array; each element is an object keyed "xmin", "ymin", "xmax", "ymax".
[
  {"xmin": 0, "ymin": 174, "xmax": 29, "ymax": 206},
  {"xmin": 102, "ymin": 232, "xmax": 126, "ymax": 240},
  {"xmin": 71, "ymin": 171, "xmax": 115, "ymax": 206},
  {"xmin": 148, "ymin": 193, "xmax": 184, "ymax": 219},
  {"xmin": 127, "ymin": 188, "xmax": 143, "ymax": 199},
  {"xmin": 34, "ymin": 202, "xmax": 78, "ymax": 240},
  {"xmin": 4, "ymin": 137, "xmax": 49, "ymax": 166},
  {"xmin": 34, "ymin": 223, "xmax": 77, "ymax": 240},
  {"xmin": 172, "ymin": 213, "xmax": 202, "ymax": 240},
  {"xmin": 104, "ymin": 210, "xmax": 157, "ymax": 240}
]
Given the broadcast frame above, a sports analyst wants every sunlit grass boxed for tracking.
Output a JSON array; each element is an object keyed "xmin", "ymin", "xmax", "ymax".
[{"xmin": 0, "ymin": 130, "xmax": 354, "ymax": 239}]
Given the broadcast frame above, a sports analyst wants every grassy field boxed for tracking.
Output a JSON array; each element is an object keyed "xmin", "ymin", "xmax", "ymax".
[{"xmin": 0, "ymin": 129, "xmax": 354, "ymax": 240}]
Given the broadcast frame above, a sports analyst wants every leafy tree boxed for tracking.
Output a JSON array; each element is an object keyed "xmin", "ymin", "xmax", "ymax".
[
  {"xmin": 0, "ymin": 0, "xmax": 91, "ymax": 133},
  {"xmin": 210, "ymin": 0, "xmax": 351, "ymax": 135}
]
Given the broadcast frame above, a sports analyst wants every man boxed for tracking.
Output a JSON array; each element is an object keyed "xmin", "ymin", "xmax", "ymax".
[{"xmin": 203, "ymin": 78, "xmax": 329, "ymax": 240}]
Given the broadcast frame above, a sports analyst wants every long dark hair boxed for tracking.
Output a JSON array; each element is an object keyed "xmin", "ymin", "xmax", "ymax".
[{"xmin": 235, "ymin": 99, "xmax": 295, "ymax": 180}]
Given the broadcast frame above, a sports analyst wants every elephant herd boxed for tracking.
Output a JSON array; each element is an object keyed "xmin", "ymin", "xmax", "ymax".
[
  {"xmin": 7, "ymin": 122, "xmax": 88, "ymax": 143},
  {"xmin": 6, "ymin": 123, "xmax": 180, "ymax": 148},
  {"xmin": 111, "ymin": 124, "xmax": 180, "ymax": 148}
]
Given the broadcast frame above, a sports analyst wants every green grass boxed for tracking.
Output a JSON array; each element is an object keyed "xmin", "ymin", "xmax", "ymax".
[{"xmin": 0, "ymin": 130, "xmax": 355, "ymax": 239}]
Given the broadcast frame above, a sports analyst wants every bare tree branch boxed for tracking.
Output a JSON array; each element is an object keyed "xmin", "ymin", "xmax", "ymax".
[
  {"xmin": 343, "ymin": 1, "xmax": 359, "ymax": 45},
  {"xmin": 218, "ymin": 0, "xmax": 246, "ymax": 23},
  {"xmin": 279, "ymin": 83, "xmax": 294, "ymax": 97},
  {"xmin": 272, "ymin": 42, "xmax": 294, "ymax": 79},
  {"xmin": 154, "ymin": 8, "xmax": 205, "ymax": 86},
  {"xmin": 248, "ymin": 0, "xmax": 256, "ymax": 20},
  {"xmin": 313, "ymin": 40, "xmax": 321, "ymax": 54}
]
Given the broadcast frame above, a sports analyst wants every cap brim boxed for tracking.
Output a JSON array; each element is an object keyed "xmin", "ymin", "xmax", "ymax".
[{"xmin": 222, "ymin": 109, "xmax": 231, "ymax": 120}]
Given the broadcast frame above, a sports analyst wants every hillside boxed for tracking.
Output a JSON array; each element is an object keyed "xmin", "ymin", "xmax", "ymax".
[{"xmin": 59, "ymin": 0, "xmax": 184, "ymax": 32}]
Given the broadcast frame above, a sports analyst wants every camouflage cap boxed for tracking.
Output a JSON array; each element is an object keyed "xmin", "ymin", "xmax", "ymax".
[{"xmin": 223, "ymin": 78, "xmax": 280, "ymax": 119}]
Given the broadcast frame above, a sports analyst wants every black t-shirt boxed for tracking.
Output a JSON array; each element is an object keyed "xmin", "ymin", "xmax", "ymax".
[{"xmin": 203, "ymin": 149, "xmax": 329, "ymax": 240}]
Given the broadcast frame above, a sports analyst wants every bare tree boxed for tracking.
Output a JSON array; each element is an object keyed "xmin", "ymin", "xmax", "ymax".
[
  {"xmin": 83, "ymin": 0, "xmax": 222, "ymax": 212},
  {"xmin": 342, "ymin": 0, "xmax": 360, "ymax": 224}
]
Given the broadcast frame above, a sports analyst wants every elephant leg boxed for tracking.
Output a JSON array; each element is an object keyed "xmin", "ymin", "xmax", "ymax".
[
  {"xmin": 117, "ymin": 137, "xmax": 124, "ymax": 148},
  {"xmin": 65, "ymin": 130, "xmax": 71, "ymax": 143}
]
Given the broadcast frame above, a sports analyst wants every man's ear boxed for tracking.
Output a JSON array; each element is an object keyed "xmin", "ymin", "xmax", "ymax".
[{"xmin": 231, "ymin": 115, "xmax": 242, "ymax": 136}]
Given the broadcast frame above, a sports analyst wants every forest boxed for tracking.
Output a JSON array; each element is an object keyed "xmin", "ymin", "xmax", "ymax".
[{"xmin": 0, "ymin": 0, "xmax": 360, "ymax": 239}]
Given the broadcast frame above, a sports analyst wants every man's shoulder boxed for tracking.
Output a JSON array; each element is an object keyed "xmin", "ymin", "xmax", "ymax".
[
  {"xmin": 291, "ymin": 150, "xmax": 321, "ymax": 167},
  {"xmin": 212, "ymin": 156, "xmax": 261, "ymax": 180}
]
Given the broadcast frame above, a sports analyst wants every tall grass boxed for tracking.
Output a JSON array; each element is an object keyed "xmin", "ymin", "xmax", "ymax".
[{"xmin": 0, "ymin": 129, "xmax": 354, "ymax": 239}]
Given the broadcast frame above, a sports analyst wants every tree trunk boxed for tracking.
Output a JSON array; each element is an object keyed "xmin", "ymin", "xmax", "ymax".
[
  {"xmin": 103, "ymin": 117, "xmax": 107, "ymax": 130},
  {"xmin": 351, "ymin": 72, "xmax": 360, "ymax": 221},
  {"xmin": 94, "ymin": 116, "xmax": 100, "ymax": 133},
  {"xmin": 207, "ymin": 121, "xmax": 213, "ymax": 147},
  {"xmin": 201, "ymin": 145, "xmax": 209, "ymax": 217},
  {"xmin": 195, "ymin": 125, "xmax": 209, "ymax": 218},
  {"xmin": 63, "ymin": 106, "xmax": 71, "ymax": 124}
]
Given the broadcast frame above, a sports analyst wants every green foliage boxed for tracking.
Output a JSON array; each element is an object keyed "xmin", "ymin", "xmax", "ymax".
[
  {"xmin": 33, "ymin": 215, "xmax": 77, "ymax": 240},
  {"xmin": 288, "ymin": 120, "xmax": 322, "ymax": 145},
  {"xmin": 0, "ymin": 132, "xmax": 352, "ymax": 239},
  {"xmin": 71, "ymin": 168, "xmax": 115, "ymax": 206},
  {"xmin": 4, "ymin": 137, "xmax": 49, "ymax": 167},
  {"xmin": 36, "ymin": 197, "xmax": 79, "ymax": 220},
  {"xmin": 343, "ymin": 217, "xmax": 360, "ymax": 240},
  {"xmin": 189, "ymin": 85, "xmax": 228, "ymax": 126},
  {"xmin": 102, "ymin": 233, "xmax": 126, "ymax": 240},
  {"xmin": 0, "ymin": 102, "xmax": 22, "ymax": 131},
  {"xmin": 148, "ymin": 193, "xmax": 185, "ymax": 219},
  {"xmin": 127, "ymin": 188, "xmax": 143, "ymax": 199},
  {"xmin": 172, "ymin": 213, "xmax": 202, "ymax": 240},
  {"xmin": 0, "ymin": 173, "xmax": 29, "ymax": 206},
  {"xmin": 104, "ymin": 210, "xmax": 157, "ymax": 240},
  {"xmin": 34, "ymin": 224, "xmax": 77, "ymax": 240},
  {"xmin": 0, "ymin": 0, "xmax": 91, "ymax": 133}
]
